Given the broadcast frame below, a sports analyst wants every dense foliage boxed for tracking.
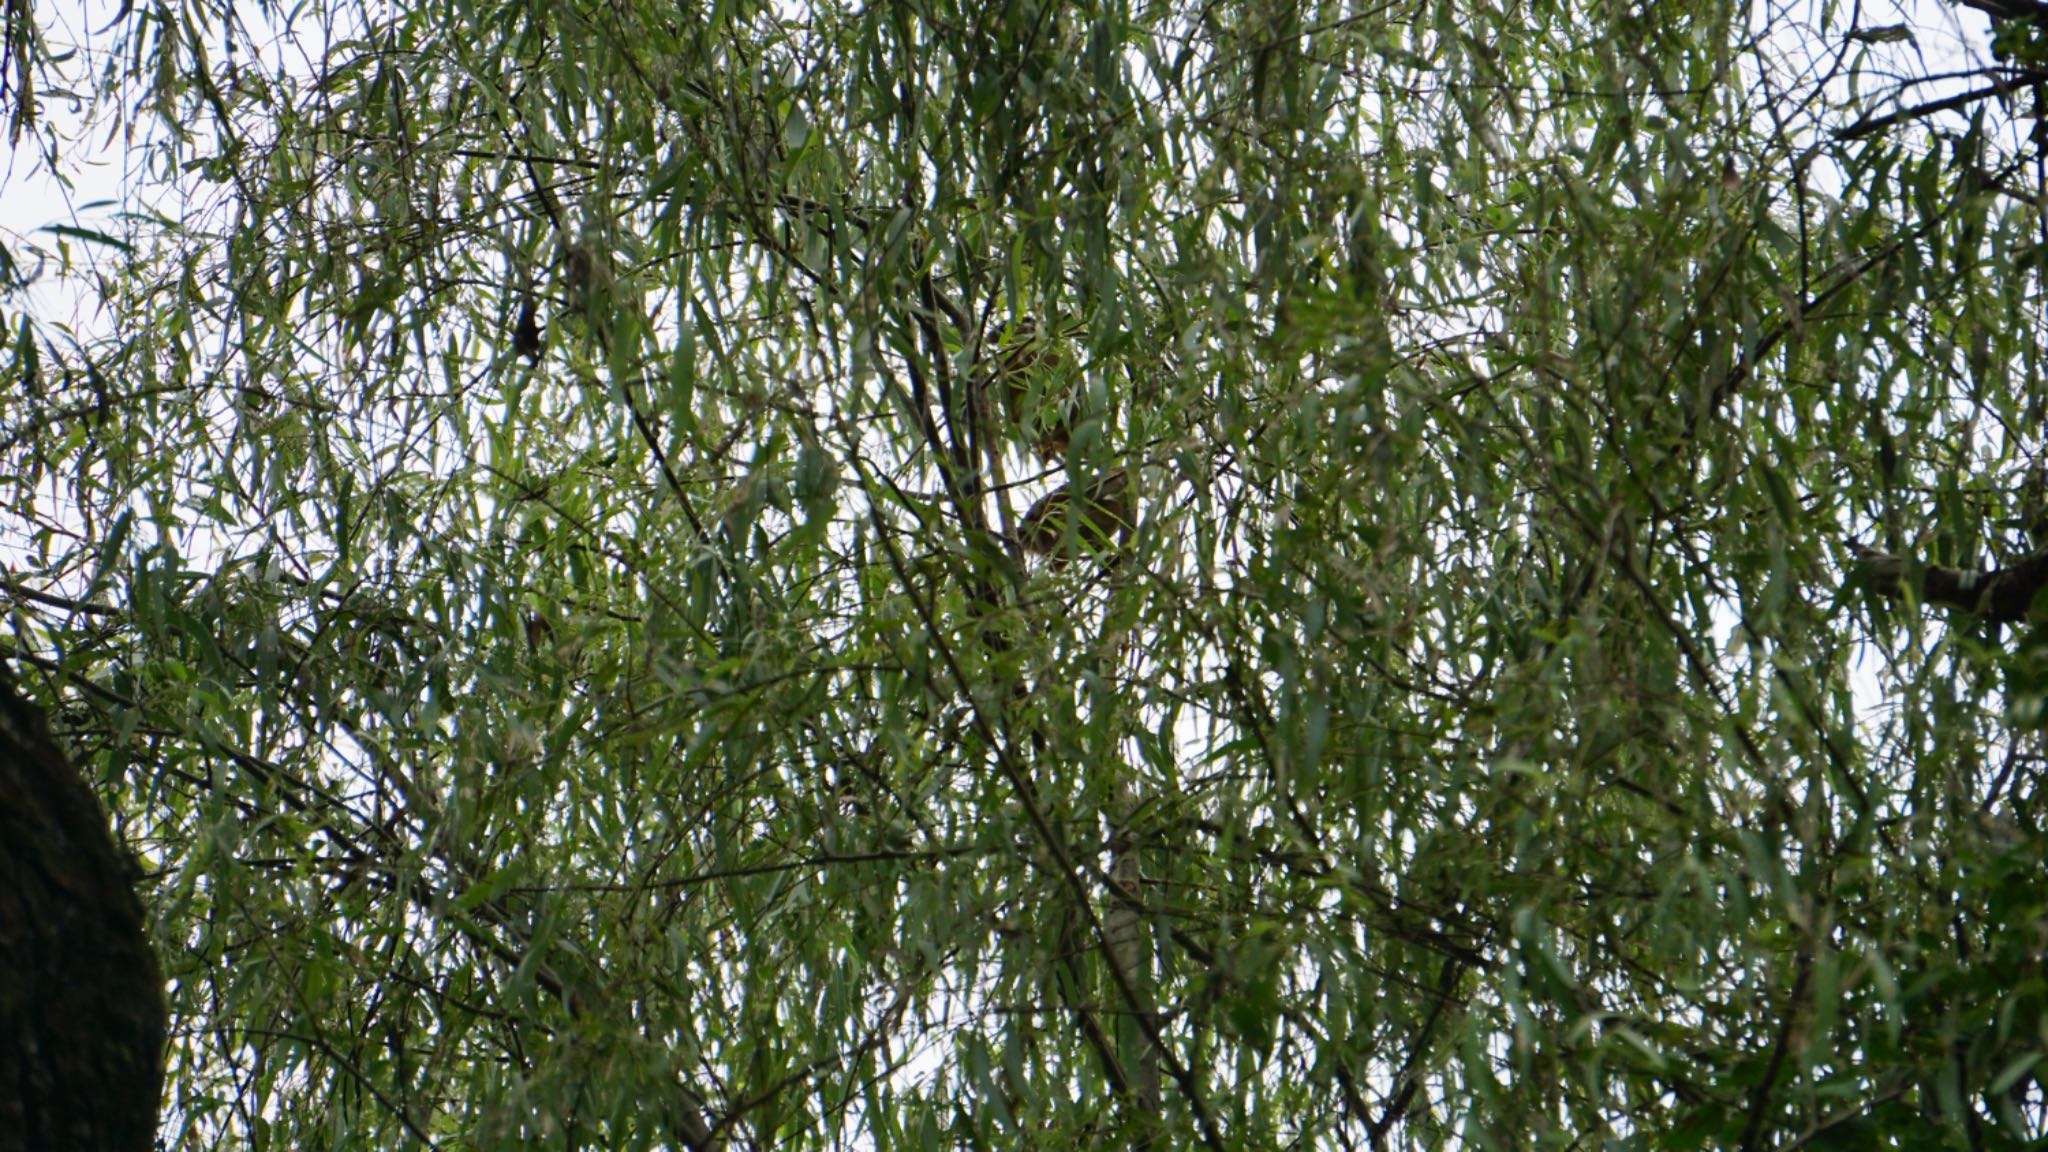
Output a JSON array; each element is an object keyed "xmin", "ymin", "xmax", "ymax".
[{"xmin": 5, "ymin": 0, "xmax": 2048, "ymax": 1146}]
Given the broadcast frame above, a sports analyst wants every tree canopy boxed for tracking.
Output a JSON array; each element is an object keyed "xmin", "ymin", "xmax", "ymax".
[{"xmin": 4, "ymin": 0, "xmax": 2048, "ymax": 1146}]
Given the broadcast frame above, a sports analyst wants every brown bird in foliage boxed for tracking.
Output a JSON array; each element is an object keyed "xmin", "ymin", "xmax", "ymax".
[
  {"xmin": 987, "ymin": 316, "xmax": 1078, "ymax": 462},
  {"xmin": 1020, "ymin": 466, "xmax": 1132, "ymax": 565},
  {"xmin": 512, "ymin": 296, "xmax": 543, "ymax": 365}
]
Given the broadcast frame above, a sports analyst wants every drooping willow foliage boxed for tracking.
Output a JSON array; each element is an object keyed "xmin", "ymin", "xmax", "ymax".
[{"xmin": 3, "ymin": 0, "xmax": 2047, "ymax": 1146}]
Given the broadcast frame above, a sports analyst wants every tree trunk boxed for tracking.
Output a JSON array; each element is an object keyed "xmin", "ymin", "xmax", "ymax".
[{"xmin": 0, "ymin": 664, "xmax": 165, "ymax": 1152}]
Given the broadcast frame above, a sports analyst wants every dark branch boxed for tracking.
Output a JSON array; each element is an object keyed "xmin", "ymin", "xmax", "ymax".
[
  {"xmin": 1954, "ymin": 0, "xmax": 2048, "ymax": 23},
  {"xmin": 1836, "ymin": 80, "xmax": 2018, "ymax": 141},
  {"xmin": 1850, "ymin": 542, "xmax": 2048, "ymax": 623}
]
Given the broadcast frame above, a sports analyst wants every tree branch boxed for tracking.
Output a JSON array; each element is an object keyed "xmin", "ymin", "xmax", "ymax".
[{"xmin": 1850, "ymin": 542, "xmax": 2048, "ymax": 623}]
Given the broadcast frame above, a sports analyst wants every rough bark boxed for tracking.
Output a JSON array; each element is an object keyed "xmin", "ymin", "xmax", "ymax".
[{"xmin": 0, "ymin": 663, "xmax": 165, "ymax": 1152}]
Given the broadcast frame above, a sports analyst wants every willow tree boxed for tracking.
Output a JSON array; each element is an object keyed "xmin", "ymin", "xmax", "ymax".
[{"xmin": 3, "ymin": 0, "xmax": 2046, "ymax": 1146}]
